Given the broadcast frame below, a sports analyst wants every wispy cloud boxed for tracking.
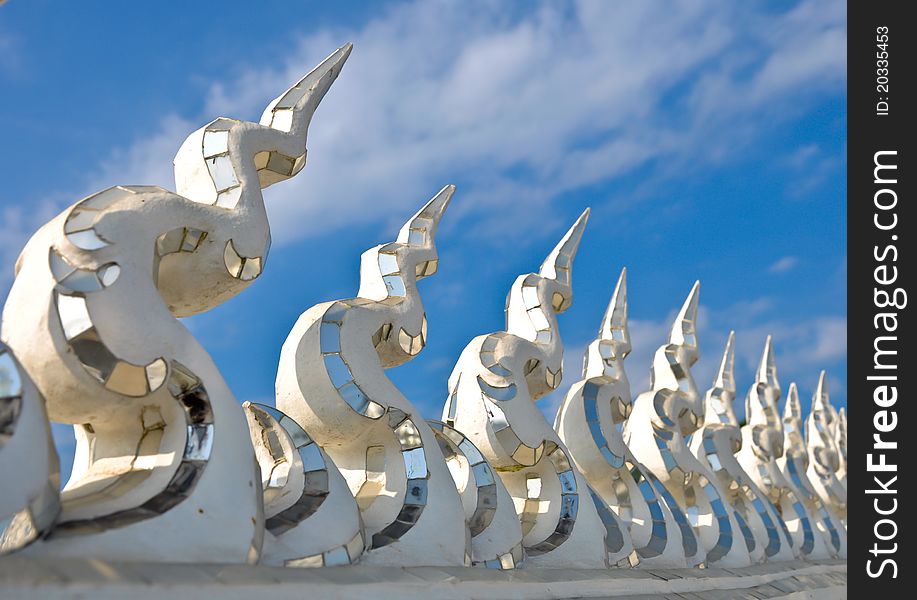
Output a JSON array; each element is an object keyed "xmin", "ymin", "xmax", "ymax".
[
  {"xmin": 781, "ymin": 143, "xmax": 845, "ymax": 199},
  {"xmin": 768, "ymin": 256, "xmax": 799, "ymax": 274}
]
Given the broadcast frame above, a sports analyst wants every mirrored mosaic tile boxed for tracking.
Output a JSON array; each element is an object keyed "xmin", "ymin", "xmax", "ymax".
[
  {"xmin": 202, "ymin": 130, "xmax": 229, "ymax": 158},
  {"xmin": 66, "ymin": 229, "xmax": 109, "ymax": 251},
  {"xmin": 206, "ymin": 154, "xmax": 238, "ymax": 192}
]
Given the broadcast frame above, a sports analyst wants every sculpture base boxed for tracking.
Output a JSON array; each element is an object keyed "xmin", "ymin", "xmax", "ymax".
[{"xmin": 0, "ymin": 557, "xmax": 846, "ymax": 599}]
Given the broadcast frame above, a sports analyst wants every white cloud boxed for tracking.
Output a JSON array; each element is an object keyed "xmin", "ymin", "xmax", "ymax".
[
  {"xmin": 687, "ymin": 0, "xmax": 845, "ymax": 119},
  {"xmin": 786, "ymin": 144, "xmax": 821, "ymax": 170},
  {"xmin": 768, "ymin": 256, "xmax": 799, "ymax": 274},
  {"xmin": 0, "ymin": 196, "xmax": 66, "ymax": 282},
  {"xmin": 91, "ymin": 115, "xmax": 193, "ymax": 191}
]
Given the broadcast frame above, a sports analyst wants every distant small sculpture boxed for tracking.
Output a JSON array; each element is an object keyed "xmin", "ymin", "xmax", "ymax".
[
  {"xmin": 779, "ymin": 379, "xmax": 844, "ymax": 557},
  {"xmin": 736, "ymin": 339, "xmax": 836, "ymax": 559},
  {"xmin": 0, "ymin": 43, "xmax": 351, "ymax": 563},
  {"xmin": 555, "ymin": 269, "xmax": 698, "ymax": 567},
  {"xmin": 625, "ymin": 283, "xmax": 752, "ymax": 567},
  {"xmin": 805, "ymin": 373, "xmax": 847, "ymax": 523},
  {"xmin": 688, "ymin": 332, "xmax": 795, "ymax": 562},
  {"xmin": 444, "ymin": 211, "xmax": 635, "ymax": 569},
  {"xmin": 275, "ymin": 187, "xmax": 470, "ymax": 567}
]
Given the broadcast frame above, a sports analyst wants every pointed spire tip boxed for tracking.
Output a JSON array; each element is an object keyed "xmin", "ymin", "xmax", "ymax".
[{"xmin": 539, "ymin": 208, "xmax": 590, "ymax": 280}]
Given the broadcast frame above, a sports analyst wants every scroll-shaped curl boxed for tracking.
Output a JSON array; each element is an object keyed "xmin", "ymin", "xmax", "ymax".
[
  {"xmin": 276, "ymin": 187, "xmax": 469, "ymax": 567},
  {"xmin": 688, "ymin": 332, "xmax": 796, "ymax": 562},
  {"xmin": 1, "ymin": 44, "xmax": 352, "ymax": 562},
  {"xmin": 243, "ymin": 403, "xmax": 365, "ymax": 567},
  {"xmin": 428, "ymin": 420, "xmax": 524, "ymax": 568},
  {"xmin": 555, "ymin": 269, "xmax": 699, "ymax": 567},
  {"xmin": 444, "ymin": 210, "xmax": 635, "ymax": 569},
  {"xmin": 626, "ymin": 283, "xmax": 752, "ymax": 567}
]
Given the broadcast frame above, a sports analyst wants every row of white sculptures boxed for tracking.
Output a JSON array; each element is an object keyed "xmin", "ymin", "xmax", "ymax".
[{"xmin": 0, "ymin": 44, "xmax": 847, "ymax": 569}]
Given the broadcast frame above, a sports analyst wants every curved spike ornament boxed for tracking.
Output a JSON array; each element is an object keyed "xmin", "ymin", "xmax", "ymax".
[
  {"xmin": 687, "ymin": 332, "xmax": 795, "ymax": 562},
  {"xmin": 736, "ymin": 339, "xmax": 839, "ymax": 559},
  {"xmin": 556, "ymin": 269, "xmax": 699, "ymax": 567},
  {"xmin": 444, "ymin": 211, "xmax": 635, "ymax": 569},
  {"xmin": 0, "ymin": 44, "xmax": 352, "ymax": 562},
  {"xmin": 626, "ymin": 283, "xmax": 752, "ymax": 567},
  {"xmin": 276, "ymin": 187, "xmax": 470, "ymax": 567}
]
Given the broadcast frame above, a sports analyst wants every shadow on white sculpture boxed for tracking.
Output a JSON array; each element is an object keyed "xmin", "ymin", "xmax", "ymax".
[{"xmin": 427, "ymin": 418, "xmax": 523, "ymax": 568}]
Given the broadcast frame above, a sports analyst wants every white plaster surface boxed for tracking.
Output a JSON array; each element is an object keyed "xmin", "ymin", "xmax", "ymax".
[{"xmin": 0, "ymin": 557, "xmax": 847, "ymax": 599}]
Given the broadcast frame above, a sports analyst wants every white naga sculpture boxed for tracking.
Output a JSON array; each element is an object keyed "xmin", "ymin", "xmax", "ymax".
[
  {"xmin": 443, "ymin": 211, "xmax": 635, "ymax": 569},
  {"xmin": 805, "ymin": 373, "xmax": 847, "ymax": 522},
  {"xmin": 625, "ymin": 283, "xmax": 752, "ymax": 567},
  {"xmin": 687, "ymin": 332, "xmax": 795, "ymax": 563},
  {"xmin": 0, "ymin": 44, "xmax": 352, "ymax": 562},
  {"xmin": 555, "ymin": 269, "xmax": 698, "ymax": 567},
  {"xmin": 275, "ymin": 186, "xmax": 470, "ymax": 567},
  {"xmin": 777, "ymin": 378, "xmax": 846, "ymax": 558},
  {"xmin": 736, "ymin": 339, "xmax": 839, "ymax": 560}
]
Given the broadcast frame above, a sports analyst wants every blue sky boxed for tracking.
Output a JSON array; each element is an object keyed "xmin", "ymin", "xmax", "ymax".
[{"xmin": 0, "ymin": 1, "xmax": 846, "ymax": 477}]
